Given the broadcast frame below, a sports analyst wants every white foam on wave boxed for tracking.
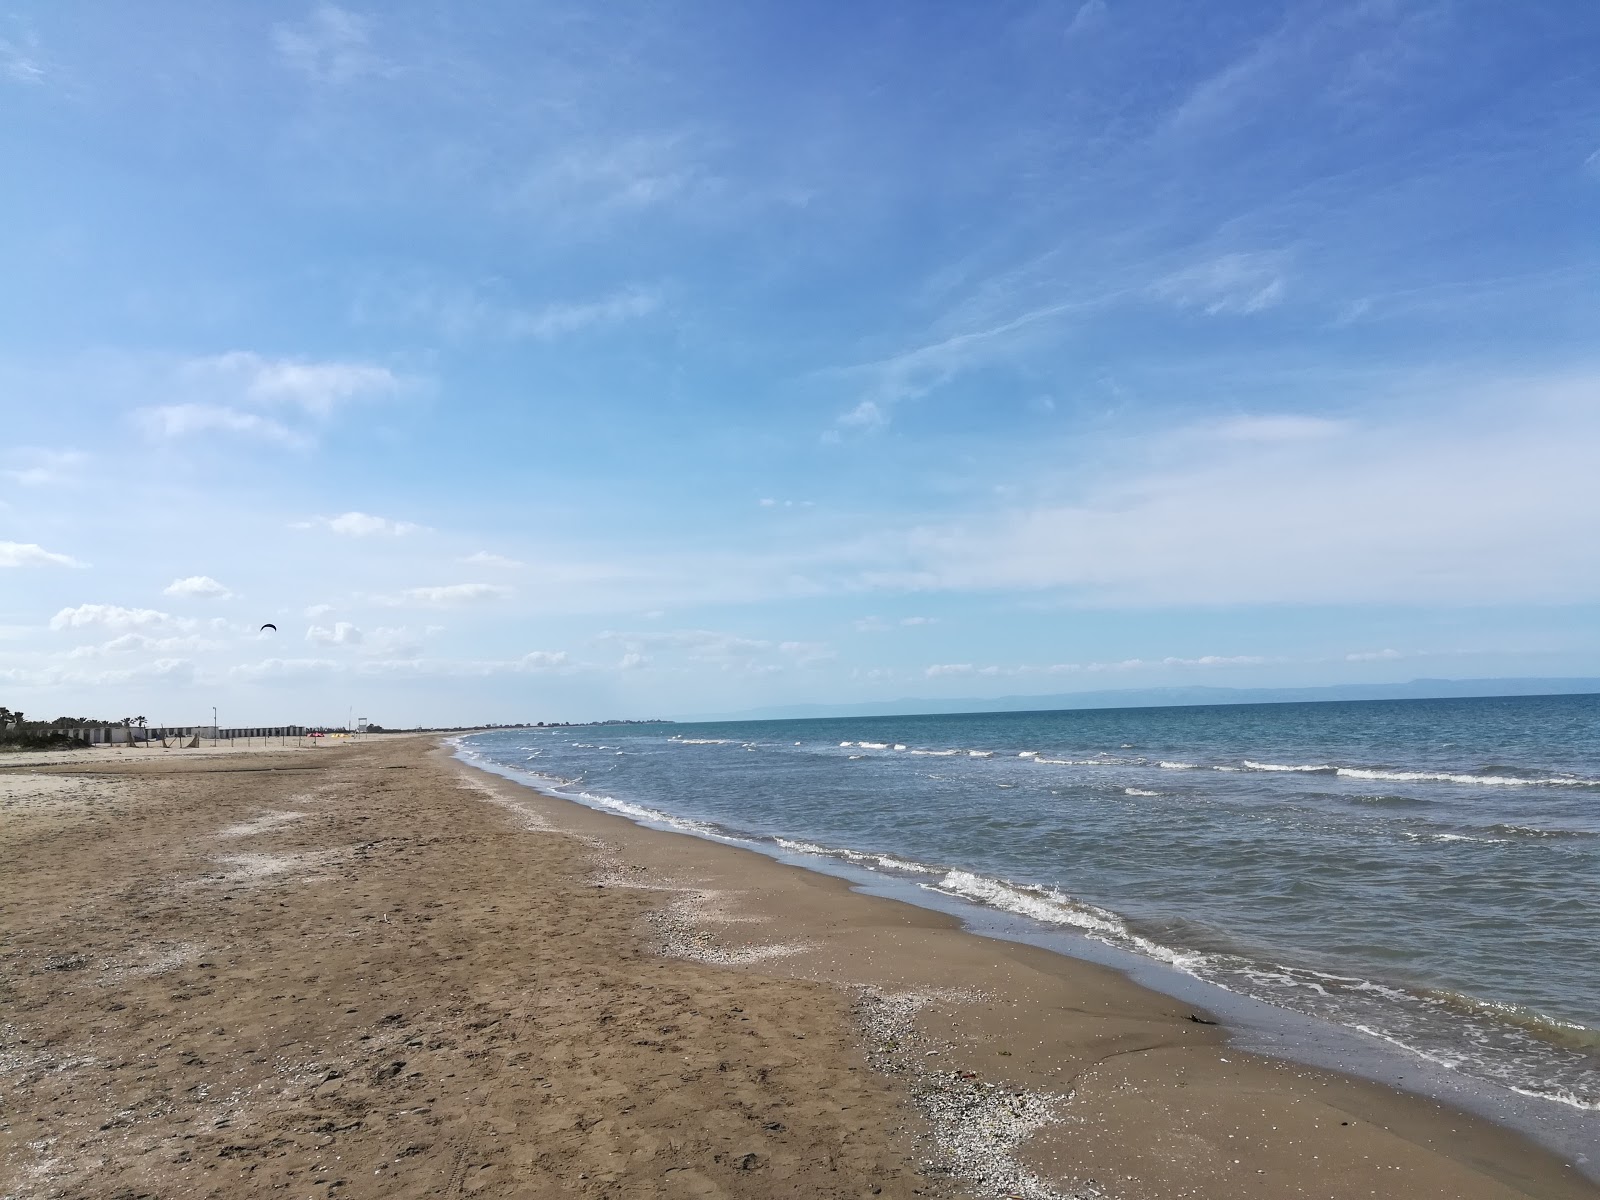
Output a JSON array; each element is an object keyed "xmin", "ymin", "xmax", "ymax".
[
  {"xmin": 1487, "ymin": 823, "xmax": 1598, "ymax": 840},
  {"xmin": 678, "ymin": 738, "xmax": 733, "ymax": 745},
  {"xmin": 925, "ymin": 870, "xmax": 1128, "ymax": 940},
  {"xmin": 910, "ymin": 749, "xmax": 960, "ymax": 756},
  {"xmin": 1124, "ymin": 787, "xmax": 1160, "ymax": 797},
  {"xmin": 1403, "ymin": 831, "xmax": 1504, "ymax": 845},
  {"xmin": 1243, "ymin": 760, "xmax": 1334, "ymax": 773},
  {"xmin": 858, "ymin": 741, "xmax": 890, "ymax": 750},
  {"xmin": 1158, "ymin": 761, "xmax": 1198, "ymax": 770},
  {"xmin": 967, "ymin": 750, "xmax": 994, "ymax": 758},
  {"xmin": 1334, "ymin": 766, "xmax": 1600, "ymax": 788},
  {"xmin": 1018, "ymin": 750, "xmax": 1038, "ymax": 758},
  {"xmin": 774, "ymin": 836, "xmax": 941, "ymax": 875}
]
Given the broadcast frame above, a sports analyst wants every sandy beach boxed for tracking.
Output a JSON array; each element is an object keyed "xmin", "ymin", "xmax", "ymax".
[{"xmin": 1, "ymin": 735, "xmax": 1593, "ymax": 1199}]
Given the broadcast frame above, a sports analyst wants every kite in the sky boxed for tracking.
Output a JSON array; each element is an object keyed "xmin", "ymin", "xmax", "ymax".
[{"xmin": 260, "ymin": 623, "xmax": 277, "ymax": 632}]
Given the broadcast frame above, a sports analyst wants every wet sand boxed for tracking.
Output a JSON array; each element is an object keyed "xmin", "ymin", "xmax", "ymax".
[{"xmin": 1, "ymin": 735, "xmax": 1593, "ymax": 1199}]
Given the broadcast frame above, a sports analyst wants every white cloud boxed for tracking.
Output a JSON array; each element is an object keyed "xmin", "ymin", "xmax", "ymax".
[
  {"xmin": 231, "ymin": 657, "xmax": 338, "ymax": 682},
  {"xmin": 863, "ymin": 380, "xmax": 1600, "ymax": 607},
  {"xmin": 50, "ymin": 604, "xmax": 176, "ymax": 632},
  {"xmin": 141, "ymin": 355, "xmax": 403, "ymax": 447},
  {"xmin": 164, "ymin": 575, "xmax": 233, "ymax": 600},
  {"xmin": 306, "ymin": 622, "xmax": 363, "ymax": 646},
  {"xmin": 184, "ymin": 352, "xmax": 402, "ymax": 417},
  {"xmin": 144, "ymin": 404, "xmax": 305, "ymax": 446},
  {"xmin": 392, "ymin": 583, "xmax": 512, "ymax": 607},
  {"xmin": 273, "ymin": 5, "xmax": 387, "ymax": 85},
  {"xmin": 462, "ymin": 551, "xmax": 524, "ymax": 568},
  {"xmin": 520, "ymin": 651, "xmax": 569, "ymax": 671},
  {"xmin": 837, "ymin": 399, "xmax": 887, "ymax": 431},
  {"xmin": 618, "ymin": 651, "xmax": 648, "ymax": 670},
  {"xmin": 302, "ymin": 511, "xmax": 424, "ymax": 536},
  {"xmin": 68, "ymin": 633, "xmax": 221, "ymax": 659},
  {"xmin": 3, "ymin": 448, "xmax": 86, "ymax": 486},
  {"xmin": 899, "ymin": 616, "xmax": 937, "ymax": 626},
  {"xmin": 1, "ymin": 541, "xmax": 84, "ymax": 569},
  {"xmin": 1152, "ymin": 252, "xmax": 1288, "ymax": 315},
  {"xmin": 304, "ymin": 603, "xmax": 335, "ymax": 618}
]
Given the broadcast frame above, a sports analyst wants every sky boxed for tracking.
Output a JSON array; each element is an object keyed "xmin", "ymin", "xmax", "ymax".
[{"xmin": 3, "ymin": 1, "xmax": 1599, "ymax": 727}]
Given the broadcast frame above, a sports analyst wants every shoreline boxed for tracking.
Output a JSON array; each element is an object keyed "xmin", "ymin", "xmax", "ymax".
[
  {"xmin": 454, "ymin": 748, "xmax": 1600, "ymax": 1196},
  {"xmin": 1, "ymin": 734, "xmax": 1592, "ymax": 1198},
  {"xmin": 460, "ymin": 744, "xmax": 1600, "ymax": 1171}
]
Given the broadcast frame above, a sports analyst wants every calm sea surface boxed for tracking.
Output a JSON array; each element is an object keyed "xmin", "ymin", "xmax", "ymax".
[{"xmin": 459, "ymin": 693, "xmax": 1600, "ymax": 1111}]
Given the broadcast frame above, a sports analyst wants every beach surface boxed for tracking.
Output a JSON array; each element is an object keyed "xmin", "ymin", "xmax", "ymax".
[{"xmin": 1, "ymin": 734, "xmax": 1592, "ymax": 1199}]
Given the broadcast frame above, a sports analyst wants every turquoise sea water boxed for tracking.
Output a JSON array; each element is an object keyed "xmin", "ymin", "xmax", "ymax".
[{"xmin": 459, "ymin": 693, "xmax": 1600, "ymax": 1113}]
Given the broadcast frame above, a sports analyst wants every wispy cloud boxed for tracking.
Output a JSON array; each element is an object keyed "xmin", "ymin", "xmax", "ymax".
[
  {"xmin": 462, "ymin": 551, "xmax": 524, "ymax": 568},
  {"xmin": 231, "ymin": 657, "xmax": 338, "ymax": 682},
  {"xmin": 358, "ymin": 281, "xmax": 660, "ymax": 343},
  {"xmin": 273, "ymin": 4, "xmax": 388, "ymax": 85},
  {"xmin": 180, "ymin": 352, "xmax": 402, "ymax": 417},
  {"xmin": 506, "ymin": 133, "xmax": 718, "ymax": 227},
  {"xmin": 1, "ymin": 541, "xmax": 84, "ymax": 569},
  {"xmin": 1064, "ymin": 0, "xmax": 1108, "ymax": 38},
  {"xmin": 860, "ymin": 378, "xmax": 1600, "ymax": 606},
  {"xmin": 924, "ymin": 654, "xmax": 1270, "ymax": 679},
  {"xmin": 3, "ymin": 448, "xmax": 87, "ymax": 487},
  {"xmin": 508, "ymin": 288, "xmax": 661, "ymax": 340},
  {"xmin": 144, "ymin": 404, "xmax": 306, "ymax": 447},
  {"xmin": 1152, "ymin": 252, "xmax": 1288, "ymax": 315},
  {"xmin": 595, "ymin": 628, "xmax": 833, "ymax": 674},
  {"xmin": 388, "ymin": 583, "xmax": 512, "ymax": 607},
  {"xmin": 140, "ymin": 354, "xmax": 404, "ymax": 447},
  {"xmin": 830, "ymin": 298, "xmax": 1086, "ymax": 434},
  {"xmin": 0, "ymin": 33, "xmax": 45, "ymax": 84},
  {"xmin": 853, "ymin": 615, "xmax": 937, "ymax": 632}
]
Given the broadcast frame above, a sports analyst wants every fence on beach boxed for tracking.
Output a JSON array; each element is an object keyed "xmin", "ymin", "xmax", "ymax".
[{"xmin": 76, "ymin": 725, "xmax": 309, "ymax": 745}]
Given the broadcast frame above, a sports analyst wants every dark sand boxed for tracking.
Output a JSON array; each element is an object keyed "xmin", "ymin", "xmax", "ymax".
[{"xmin": 0, "ymin": 735, "xmax": 1592, "ymax": 1199}]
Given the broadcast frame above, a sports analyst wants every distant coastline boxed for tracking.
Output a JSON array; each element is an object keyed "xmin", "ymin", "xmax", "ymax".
[{"xmin": 683, "ymin": 676, "xmax": 1600, "ymax": 723}]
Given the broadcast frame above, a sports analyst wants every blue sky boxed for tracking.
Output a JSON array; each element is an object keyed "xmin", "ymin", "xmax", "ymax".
[{"xmin": 3, "ymin": 1, "xmax": 1599, "ymax": 726}]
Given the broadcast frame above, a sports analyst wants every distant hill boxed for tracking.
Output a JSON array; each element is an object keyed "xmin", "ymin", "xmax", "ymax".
[{"xmin": 681, "ymin": 677, "xmax": 1600, "ymax": 723}]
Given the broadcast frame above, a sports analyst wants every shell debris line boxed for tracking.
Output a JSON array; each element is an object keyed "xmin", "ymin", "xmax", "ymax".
[
  {"xmin": 216, "ymin": 808, "xmax": 307, "ymax": 839},
  {"xmin": 643, "ymin": 883, "xmax": 809, "ymax": 966},
  {"xmin": 854, "ymin": 989, "xmax": 1100, "ymax": 1200},
  {"xmin": 187, "ymin": 848, "xmax": 343, "ymax": 890},
  {"xmin": 588, "ymin": 858, "xmax": 809, "ymax": 966}
]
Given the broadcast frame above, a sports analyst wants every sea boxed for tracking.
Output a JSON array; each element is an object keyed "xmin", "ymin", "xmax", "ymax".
[{"xmin": 457, "ymin": 692, "xmax": 1600, "ymax": 1136}]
